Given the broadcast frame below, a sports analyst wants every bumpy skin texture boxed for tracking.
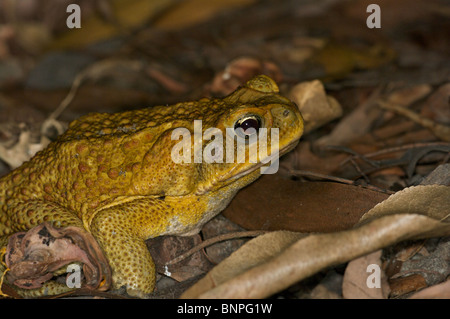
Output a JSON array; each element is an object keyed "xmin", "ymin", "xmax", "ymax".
[{"xmin": 0, "ymin": 75, "xmax": 304, "ymax": 297}]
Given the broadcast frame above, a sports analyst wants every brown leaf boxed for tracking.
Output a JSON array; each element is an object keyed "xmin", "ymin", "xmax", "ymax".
[
  {"xmin": 201, "ymin": 215, "xmax": 248, "ymax": 264},
  {"xmin": 380, "ymin": 101, "xmax": 450, "ymax": 142},
  {"xmin": 279, "ymin": 141, "xmax": 351, "ymax": 176},
  {"xmin": 315, "ymin": 88, "xmax": 383, "ymax": 147},
  {"xmin": 309, "ymin": 271, "xmax": 342, "ymax": 299},
  {"xmin": 223, "ymin": 174, "xmax": 389, "ymax": 233},
  {"xmin": 147, "ymin": 234, "xmax": 211, "ymax": 283},
  {"xmin": 421, "ymin": 163, "xmax": 450, "ymax": 186},
  {"xmin": 50, "ymin": 0, "xmax": 178, "ymax": 50},
  {"xmin": 207, "ymin": 57, "xmax": 282, "ymax": 96},
  {"xmin": 316, "ymin": 84, "xmax": 432, "ymax": 147},
  {"xmin": 409, "ymin": 279, "xmax": 450, "ymax": 299},
  {"xmin": 420, "ymin": 83, "xmax": 450, "ymax": 125},
  {"xmin": 154, "ymin": 0, "xmax": 256, "ymax": 31},
  {"xmin": 389, "ymin": 274, "xmax": 427, "ymax": 298},
  {"xmin": 342, "ymin": 250, "xmax": 390, "ymax": 299}
]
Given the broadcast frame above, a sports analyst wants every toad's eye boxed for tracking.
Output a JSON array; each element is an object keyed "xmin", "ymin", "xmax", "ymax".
[{"xmin": 234, "ymin": 115, "xmax": 262, "ymax": 139}]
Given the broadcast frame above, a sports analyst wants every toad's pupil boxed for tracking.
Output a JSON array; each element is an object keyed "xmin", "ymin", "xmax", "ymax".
[{"xmin": 240, "ymin": 118, "xmax": 259, "ymax": 133}]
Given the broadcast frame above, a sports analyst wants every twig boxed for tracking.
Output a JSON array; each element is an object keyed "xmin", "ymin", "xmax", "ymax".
[
  {"xmin": 288, "ymin": 169, "xmax": 394, "ymax": 194},
  {"xmin": 339, "ymin": 142, "xmax": 450, "ymax": 167},
  {"xmin": 166, "ymin": 230, "xmax": 268, "ymax": 266},
  {"xmin": 379, "ymin": 101, "xmax": 450, "ymax": 142},
  {"xmin": 349, "ymin": 157, "xmax": 370, "ymax": 183},
  {"xmin": 48, "ymin": 72, "xmax": 85, "ymax": 121}
]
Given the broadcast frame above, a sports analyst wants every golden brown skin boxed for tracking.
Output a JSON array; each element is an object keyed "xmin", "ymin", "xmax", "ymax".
[{"xmin": 0, "ymin": 75, "xmax": 303, "ymax": 297}]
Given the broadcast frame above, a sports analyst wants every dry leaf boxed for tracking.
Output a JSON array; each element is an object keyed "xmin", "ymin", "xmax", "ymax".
[
  {"xmin": 315, "ymin": 88, "xmax": 383, "ymax": 147},
  {"xmin": 202, "ymin": 215, "xmax": 248, "ymax": 264},
  {"xmin": 357, "ymin": 184, "xmax": 450, "ymax": 225},
  {"xmin": 309, "ymin": 271, "xmax": 343, "ymax": 299},
  {"xmin": 421, "ymin": 163, "xmax": 450, "ymax": 186},
  {"xmin": 311, "ymin": 42, "xmax": 395, "ymax": 79},
  {"xmin": 386, "ymin": 236, "xmax": 449, "ymax": 298},
  {"xmin": 183, "ymin": 214, "xmax": 449, "ymax": 298},
  {"xmin": 342, "ymin": 250, "xmax": 390, "ymax": 299},
  {"xmin": 207, "ymin": 56, "xmax": 282, "ymax": 96},
  {"xmin": 316, "ymin": 84, "xmax": 432, "ymax": 147},
  {"xmin": 380, "ymin": 102, "xmax": 450, "ymax": 142},
  {"xmin": 278, "ymin": 141, "xmax": 352, "ymax": 176},
  {"xmin": 0, "ymin": 129, "xmax": 50, "ymax": 169},
  {"xmin": 180, "ymin": 231, "xmax": 305, "ymax": 298},
  {"xmin": 223, "ymin": 174, "xmax": 389, "ymax": 233},
  {"xmin": 154, "ymin": 0, "xmax": 256, "ymax": 30},
  {"xmin": 288, "ymin": 80, "xmax": 342, "ymax": 133},
  {"xmin": 148, "ymin": 235, "xmax": 211, "ymax": 283},
  {"xmin": 409, "ymin": 279, "xmax": 450, "ymax": 299},
  {"xmin": 50, "ymin": 0, "xmax": 177, "ymax": 50},
  {"xmin": 420, "ymin": 83, "xmax": 450, "ymax": 125},
  {"xmin": 389, "ymin": 274, "xmax": 427, "ymax": 298},
  {"xmin": 183, "ymin": 184, "xmax": 450, "ymax": 298}
]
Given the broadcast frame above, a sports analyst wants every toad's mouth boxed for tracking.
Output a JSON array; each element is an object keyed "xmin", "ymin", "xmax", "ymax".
[
  {"xmin": 195, "ymin": 138, "xmax": 300, "ymax": 195},
  {"xmin": 224, "ymin": 138, "xmax": 299, "ymax": 181}
]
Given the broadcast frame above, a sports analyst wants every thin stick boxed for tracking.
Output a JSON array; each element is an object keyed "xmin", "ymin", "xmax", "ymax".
[
  {"xmin": 166, "ymin": 230, "xmax": 268, "ymax": 266},
  {"xmin": 339, "ymin": 142, "xmax": 450, "ymax": 167},
  {"xmin": 288, "ymin": 169, "xmax": 394, "ymax": 194}
]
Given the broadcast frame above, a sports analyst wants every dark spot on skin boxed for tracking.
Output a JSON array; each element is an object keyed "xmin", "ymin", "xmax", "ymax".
[
  {"xmin": 158, "ymin": 195, "xmax": 166, "ymax": 201},
  {"xmin": 37, "ymin": 226, "xmax": 56, "ymax": 246},
  {"xmin": 37, "ymin": 226, "xmax": 50, "ymax": 238}
]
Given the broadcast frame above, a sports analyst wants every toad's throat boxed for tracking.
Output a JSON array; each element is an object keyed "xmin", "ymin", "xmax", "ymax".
[{"xmin": 195, "ymin": 139, "xmax": 300, "ymax": 195}]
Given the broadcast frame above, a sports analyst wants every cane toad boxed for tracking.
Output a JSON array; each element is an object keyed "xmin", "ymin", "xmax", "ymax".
[{"xmin": 0, "ymin": 75, "xmax": 303, "ymax": 297}]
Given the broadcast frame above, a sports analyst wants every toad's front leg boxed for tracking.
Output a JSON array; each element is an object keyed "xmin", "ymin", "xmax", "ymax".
[
  {"xmin": 89, "ymin": 195, "xmax": 206, "ymax": 297},
  {"xmin": 89, "ymin": 199, "xmax": 172, "ymax": 297}
]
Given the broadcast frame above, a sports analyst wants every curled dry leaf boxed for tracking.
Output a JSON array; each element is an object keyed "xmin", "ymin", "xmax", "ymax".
[
  {"xmin": 288, "ymin": 80, "xmax": 342, "ymax": 133},
  {"xmin": 180, "ymin": 231, "xmax": 305, "ymax": 298},
  {"xmin": 182, "ymin": 184, "xmax": 450, "ymax": 298},
  {"xmin": 356, "ymin": 184, "xmax": 450, "ymax": 225}
]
